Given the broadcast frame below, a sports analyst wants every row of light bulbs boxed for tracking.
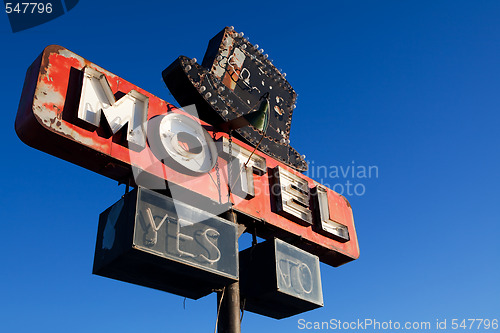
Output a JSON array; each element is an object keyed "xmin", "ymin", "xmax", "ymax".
[
  {"xmin": 182, "ymin": 29, "xmax": 305, "ymax": 160},
  {"xmin": 226, "ymin": 28, "xmax": 306, "ymax": 160},
  {"xmin": 227, "ymin": 26, "xmax": 291, "ymax": 86}
]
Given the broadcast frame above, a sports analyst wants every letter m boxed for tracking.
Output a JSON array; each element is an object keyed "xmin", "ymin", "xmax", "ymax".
[{"xmin": 77, "ymin": 67, "xmax": 148, "ymax": 149}]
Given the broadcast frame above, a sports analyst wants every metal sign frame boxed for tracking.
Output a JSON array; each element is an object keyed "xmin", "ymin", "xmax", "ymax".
[{"xmin": 15, "ymin": 45, "xmax": 359, "ymax": 267}]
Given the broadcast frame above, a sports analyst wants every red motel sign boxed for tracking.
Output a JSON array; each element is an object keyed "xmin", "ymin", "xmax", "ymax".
[{"xmin": 15, "ymin": 45, "xmax": 359, "ymax": 267}]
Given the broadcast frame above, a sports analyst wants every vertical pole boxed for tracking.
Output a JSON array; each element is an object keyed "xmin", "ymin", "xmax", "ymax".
[{"xmin": 217, "ymin": 210, "xmax": 241, "ymax": 333}]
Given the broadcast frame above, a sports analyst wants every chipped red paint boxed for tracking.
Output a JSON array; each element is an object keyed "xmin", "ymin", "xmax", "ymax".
[{"xmin": 15, "ymin": 45, "xmax": 359, "ymax": 267}]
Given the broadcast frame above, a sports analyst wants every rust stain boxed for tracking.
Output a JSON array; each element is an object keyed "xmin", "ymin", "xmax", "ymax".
[{"xmin": 341, "ymin": 194, "xmax": 352, "ymax": 208}]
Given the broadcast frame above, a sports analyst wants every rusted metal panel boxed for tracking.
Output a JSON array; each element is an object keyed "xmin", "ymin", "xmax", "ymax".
[{"xmin": 15, "ymin": 45, "xmax": 359, "ymax": 267}]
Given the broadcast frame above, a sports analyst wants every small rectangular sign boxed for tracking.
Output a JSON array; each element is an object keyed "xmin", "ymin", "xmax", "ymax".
[
  {"xmin": 93, "ymin": 187, "xmax": 238, "ymax": 299},
  {"xmin": 274, "ymin": 239, "xmax": 323, "ymax": 306},
  {"xmin": 239, "ymin": 238, "xmax": 323, "ymax": 319}
]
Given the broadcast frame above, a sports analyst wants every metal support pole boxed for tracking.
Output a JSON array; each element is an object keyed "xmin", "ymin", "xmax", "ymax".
[{"xmin": 217, "ymin": 210, "xmax": 241, "ymax": 333}]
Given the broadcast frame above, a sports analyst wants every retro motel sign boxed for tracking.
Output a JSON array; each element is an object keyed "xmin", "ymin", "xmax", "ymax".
[{"xmin": 15, "ymin": 27, "xmax": 359, "ymax": 322}]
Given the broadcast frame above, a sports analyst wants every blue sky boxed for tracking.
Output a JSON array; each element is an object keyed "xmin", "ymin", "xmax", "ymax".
[{"xmin": 1, "ymin": 1, "xmax": 499, "ymax": 332}]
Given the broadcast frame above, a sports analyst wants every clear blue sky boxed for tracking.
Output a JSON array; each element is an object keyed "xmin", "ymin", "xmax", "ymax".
[{"xmin": 1, "ymin": 1, "xmax": 499, "ymax": 332}]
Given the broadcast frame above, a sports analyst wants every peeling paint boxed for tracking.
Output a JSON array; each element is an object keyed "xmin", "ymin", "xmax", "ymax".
[
  {"xmin": 34, "ymin": 99, "xmax": 108, "ymax": 150},
  {"xmin": 57, "ymin": 49, "xmax": 85, "ymax": 68},
  {"xmin": 35, "ymin": 83, "xmax": 64, "ymax": 107}
]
